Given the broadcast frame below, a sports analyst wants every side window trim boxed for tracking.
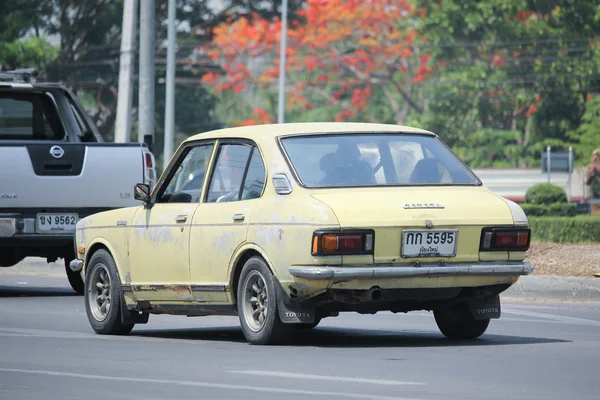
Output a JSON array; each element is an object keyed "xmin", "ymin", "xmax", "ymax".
[
  {"xmin": 237, "ymin": 146, "xmax": 255, "ymax": 201},
  {"xmin": 152, "ymin": 140, "xmax": 216, "ymax": 203},
  {"xmin": 240, "ymin": 146, "xmax": 267, "ymax": 200}
]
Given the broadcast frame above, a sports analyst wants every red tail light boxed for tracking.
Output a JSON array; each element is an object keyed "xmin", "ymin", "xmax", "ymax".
[
  {"xmin": 480, "ymin": 228, "xmax": 531, "ymax": 251},
  {"xmin": 144, "ymin": 152, "xmax": 153, "ymax": 168},
  {"xmin": 312, "ymin": 230, "xmax": 374, "ymax": 256}
]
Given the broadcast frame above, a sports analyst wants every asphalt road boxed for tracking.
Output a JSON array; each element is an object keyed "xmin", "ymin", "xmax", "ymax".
[{"xmin": 1, "ymin": 266, "xmax": 599, "ymax": 400}]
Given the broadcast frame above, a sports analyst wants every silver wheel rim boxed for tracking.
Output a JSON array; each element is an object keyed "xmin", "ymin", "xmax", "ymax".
[
  {"xmin": 88, "ymin": 263, "xmax": 111, "ymax": 322},
  {"xmin": 242, "ymin": 270, "xmax": 268, "ymax": 332}
]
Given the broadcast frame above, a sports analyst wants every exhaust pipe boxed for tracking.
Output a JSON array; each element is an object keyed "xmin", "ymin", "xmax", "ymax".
[{"xmin": 367, "ymin": 287, "xmax": 383, "ymax": 301}]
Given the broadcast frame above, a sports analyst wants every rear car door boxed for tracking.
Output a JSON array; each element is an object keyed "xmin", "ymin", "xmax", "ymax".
[
  {"xmin": 189, "ymin": 141, "xmax": 267, "ymax": 303},
  {"xmin": 129, "ymin": 143, "xmax": 215, "ymax": 302}
]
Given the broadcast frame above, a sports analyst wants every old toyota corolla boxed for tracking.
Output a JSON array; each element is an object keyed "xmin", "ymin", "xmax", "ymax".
[{"xmin": 70, "ymin": 122, "xmax": 533, "ymax": 345}]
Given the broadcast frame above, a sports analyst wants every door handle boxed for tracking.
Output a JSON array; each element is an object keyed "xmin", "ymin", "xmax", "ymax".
[
  {"xmin": 232, "ymin": 214, "xmax": 245, "ymax": 222},
  {"xmin": 175, "ymin": 215, "xmax": 188, "ymax": 223}
]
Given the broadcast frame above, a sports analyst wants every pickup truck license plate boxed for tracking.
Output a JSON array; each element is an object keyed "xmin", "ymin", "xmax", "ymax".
[
  {"xmin": 36, "ymin": 213, "xmax": 78, "ymax": 233},
  {"xmin": 401, "ymin": 229, "xmax": 458, "ymax": 257}
]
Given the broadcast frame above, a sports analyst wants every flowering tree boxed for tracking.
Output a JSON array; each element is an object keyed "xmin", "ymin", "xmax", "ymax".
[{"xmin": 200, "ymin": 0, "xmax": 433, "ymax": 125}]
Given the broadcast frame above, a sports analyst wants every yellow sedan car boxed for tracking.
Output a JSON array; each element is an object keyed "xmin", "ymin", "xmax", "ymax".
[{"xmin": 70, "ymin": 122, "xmax": 533, "ymax": 345}]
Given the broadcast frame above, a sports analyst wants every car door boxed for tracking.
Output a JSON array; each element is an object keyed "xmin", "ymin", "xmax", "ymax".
[
  {"xmin": 189, "ymin": 141, "xmax": 267, "ymax": 303},
  {"xmin": 129, "ymin": 142, "xmax": 215, "ymax": 302}
]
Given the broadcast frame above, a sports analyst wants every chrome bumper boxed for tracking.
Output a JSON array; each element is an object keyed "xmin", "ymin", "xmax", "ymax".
[
  {"xmin": 288, "ymin": 262, "xmax": 534, "ymax": 281},
  {"xmin": 69, "ymin": 259, "xmax": 84, "ymax": 272}
]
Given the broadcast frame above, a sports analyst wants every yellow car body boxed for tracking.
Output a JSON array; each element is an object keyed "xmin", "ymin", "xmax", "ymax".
[{"xmin": 71, "ymin": 122, "xmax": 533, "ymax": 344}]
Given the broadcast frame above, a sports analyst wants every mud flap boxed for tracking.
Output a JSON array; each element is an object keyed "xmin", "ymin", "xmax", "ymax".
[
  {"xmin": 120, "ymin": 295, "xmax": 149, "ymax": 324},
  {"xmin": 468, "ymin": 295, "xmax": 501, "ymax": 320},
  {"xmin": 274, "ymin": 277, "xmax": 316, "ymax": 324}
]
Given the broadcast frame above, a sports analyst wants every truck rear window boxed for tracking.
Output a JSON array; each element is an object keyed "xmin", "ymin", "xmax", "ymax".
[{"xmin": 0, "ymin": 93, "xmax": 65, "ymax": 140}]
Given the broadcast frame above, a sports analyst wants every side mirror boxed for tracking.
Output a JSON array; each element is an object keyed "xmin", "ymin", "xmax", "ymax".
[{"xmin": 134, "ymin": 183, "xmax": 152, "ymax": 204}]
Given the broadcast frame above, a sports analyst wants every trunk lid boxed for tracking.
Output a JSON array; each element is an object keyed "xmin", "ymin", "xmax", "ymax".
[{"xmin": 312, "ymin": 186, "xmax": 514, "ymax": 263}]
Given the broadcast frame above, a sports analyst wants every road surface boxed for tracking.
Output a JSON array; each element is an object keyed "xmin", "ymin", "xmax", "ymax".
[{"xmin": 1, "ymin": 265, "xmax": 599, "ymax": 400}]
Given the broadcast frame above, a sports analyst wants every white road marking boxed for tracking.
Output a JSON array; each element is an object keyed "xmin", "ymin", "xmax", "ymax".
[
  {"xmin": 228, "ymin": 370, "xmax": 424, "ymax": 386},
  {"xmin": 0, "ymin": 368, "xmax": 426, "ymax": 400}
]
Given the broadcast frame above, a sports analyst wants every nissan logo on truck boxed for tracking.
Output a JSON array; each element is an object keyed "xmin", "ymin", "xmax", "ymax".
[{"xmin": 50, "ymin": 145, "xmax": 65, "ymax": 159}]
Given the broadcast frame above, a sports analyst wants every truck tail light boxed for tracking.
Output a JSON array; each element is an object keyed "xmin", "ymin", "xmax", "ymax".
[
  {"xmin": 142, "ymin": 150, "xmax": 157, "ymax": 190},
  {"xmin": 311, "ymin": 230, "xmax": 374, "ymax": 256},
  {"xmin": 480, "ymin": 228, "xmax": 531, "ymax": 251}
]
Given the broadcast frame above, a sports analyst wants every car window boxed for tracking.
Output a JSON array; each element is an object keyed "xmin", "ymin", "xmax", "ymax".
[
  {"xmin": 241, "ymin": 148, "xmax": 266, "ymax": 200},
  {"xmin": 0, "ymin": 93, "xmax": 65, "ymax": 140},
  {"xmin": 281, "ymin": 133, "xmax": 479, "ymax": 187},
  {"xmin": 158, "ymin": 144, "xmax": 215, "ymax": 203},
  {"xmin": 206, "ymin": 144, "xmax": 252, "ymax": 203}
]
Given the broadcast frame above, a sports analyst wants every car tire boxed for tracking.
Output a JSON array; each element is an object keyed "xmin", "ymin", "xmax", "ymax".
[
  {"xmin": 84, "ymin": 249, "xmax": 134, "ymax": 335},
  {"xmin": 237, "ymin": 256, "xmax": 292, "ymax": 345},
  {"xmin": 0, "ymin": 250, "xmax": 24, "ymax": 267},
  {"xmin": 434, "ymin": 302, "xmax": 490, "ymax": 340},
  {"xmin": 65, "ymin": 259, "xmax": 84, "ymax": 295}
]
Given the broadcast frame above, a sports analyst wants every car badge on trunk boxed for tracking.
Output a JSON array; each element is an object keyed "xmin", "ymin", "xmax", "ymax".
[
  {"xmin": 403, "ymin": 203, "xmax": 444, "ymax": 209},
  {"xmin": 50, "ymin": 145, "xmax": 65, "ymax": 159}
]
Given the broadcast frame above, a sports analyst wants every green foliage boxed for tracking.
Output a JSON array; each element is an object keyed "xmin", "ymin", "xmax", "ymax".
[
  {"xmin": 525, "ymin": 183, "xmax": 568, "ymax": 204},
  {"xmin": 568, "ymin": 96, "xmax": 600, "ymax": 166},
  {"xmin": 529, "ymin": 216, "xmax": 600, "ymax": 243},
  {"xmin": 0, "ymin": 37, "xmax": 58, "ymax": 72},
  {"xmin": 415, "ymin": 0, "xmax": 600, "ymax": 167},
  {"xmin": 521, "ymin": 202, "xmax": 576, "ymax": 217}
]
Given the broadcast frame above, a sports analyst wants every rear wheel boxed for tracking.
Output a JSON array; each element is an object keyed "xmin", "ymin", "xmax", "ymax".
[
  {"xmin": 434, "ymin": 302, "xmax": 490, "ymax": 339},
  {"xmin": 237, "ymin": 256, "xmax": 292, "ymax": 345},
  {"xmin": 84, "ymin": 249, "xmax": 134, "ymax": 335},
  {"xmin": 65, "ymin": 258, "xmax": 84, "ymax": 295},
  {"xmin": 0, "ymin": 250, "xmax": 24, "ymax": 267}
]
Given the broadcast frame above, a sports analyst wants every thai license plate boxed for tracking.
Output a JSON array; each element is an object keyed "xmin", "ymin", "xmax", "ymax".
[
  {"xmin": 401, "ymin": 229, "xmax": 458, "ymax": 257},
  {"xmin": 36, "ymin": 213, "xmax": 78, "ymax": 233}
]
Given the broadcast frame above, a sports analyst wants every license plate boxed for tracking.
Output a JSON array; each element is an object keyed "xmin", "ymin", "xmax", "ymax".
[
  {"xmin": 401, "ymin": 229, "xmax": 458, "ymax": 258},
  {"xmin": 36, "ymin": 213, "xmax": 78, "ymax": 233}
]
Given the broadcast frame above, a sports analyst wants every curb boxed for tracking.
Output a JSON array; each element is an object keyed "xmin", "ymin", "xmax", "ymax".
[{"xmin": 503, "ymin": 275, "xmax": 600, "ymax": 303}]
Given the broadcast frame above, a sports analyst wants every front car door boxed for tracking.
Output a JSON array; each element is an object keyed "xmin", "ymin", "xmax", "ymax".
[
  {"xmin": 189, "ymin": 141, "xmax": 267, "ymax": 303},
  {"xmin": 128, "ymin": 142, "xmax": 215, "ymax": 302}
]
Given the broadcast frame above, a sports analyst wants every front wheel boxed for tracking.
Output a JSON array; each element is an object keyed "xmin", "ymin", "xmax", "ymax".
[
  {"xmin": 84, "ymin": 249, "xmax": 134, "ymax": 335},
  {"xmin": 434, "ymin": 302, "xmax": 490, "ymax": 340},
  {"xmin": 237, "ymin": 256, "xmax": 292, "ymax": 345}
]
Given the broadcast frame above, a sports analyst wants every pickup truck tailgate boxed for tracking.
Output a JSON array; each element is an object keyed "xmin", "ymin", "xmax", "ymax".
[{"xmin": 0, "ymin": 143, "xmax": 144, "ymax": 208}]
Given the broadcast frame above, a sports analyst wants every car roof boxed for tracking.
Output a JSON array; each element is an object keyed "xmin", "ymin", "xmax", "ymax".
[{"xmin": 184, "ymin": 122, "xmax": 435, "ymax": 143}]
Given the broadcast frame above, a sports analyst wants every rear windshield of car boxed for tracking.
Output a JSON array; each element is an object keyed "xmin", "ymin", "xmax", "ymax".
[
  {"xmin": 280, "ymin": 133, "xmax": 480, "ymax": 187},
  {"xmin": 0, "ymin": 92, "xmax": 65, "ymax": 140}
]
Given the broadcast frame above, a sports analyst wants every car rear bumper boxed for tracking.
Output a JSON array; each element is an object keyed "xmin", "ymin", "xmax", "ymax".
[{"xmin": 288, "ymin": 261, "xmax": 534, "ymax": 281}]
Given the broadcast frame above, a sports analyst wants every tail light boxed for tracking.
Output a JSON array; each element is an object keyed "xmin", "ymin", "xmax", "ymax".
[
  {"xmin": 480, "ymin": 228, "xmax": 531, "ymax": 251},
  {"xmin": 142, "ymin": 150, "xmax": 157, "ymax": 190},
  {"xmin": 311, "ymin": 230, "xmax": 374, "ymax": 256}
]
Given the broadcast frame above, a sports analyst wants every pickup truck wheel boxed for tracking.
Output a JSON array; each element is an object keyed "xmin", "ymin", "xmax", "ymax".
[
  {"xmin": 84, "ymin": 250, "xmax": 134, "ymax": 335},
  {"xmin": 65, "ymin": 259, "xmax": 84, "ymax": 295},
  {"xmin": 0, "ymin": 251, "xmax": 24, "ymax": 267},
  {"xmin": 237, "ymin": 256, "xmax": 292, "ymax": 345},
  {"xmin": 434, "ymin": 302, "xmax": 490, "ymax": 340}
]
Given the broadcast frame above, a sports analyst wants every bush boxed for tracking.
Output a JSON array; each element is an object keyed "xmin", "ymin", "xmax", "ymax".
[
  {"xmin": 521, "ymin": 203, "xmax": 577, "ymax": 217},
  {"xmin": 525, "ymin": 183, "xmax": 568, "ymax": 204},
  {"xmin": 529, "ymin": 216, "xmax": 600, "ymax": 243}
]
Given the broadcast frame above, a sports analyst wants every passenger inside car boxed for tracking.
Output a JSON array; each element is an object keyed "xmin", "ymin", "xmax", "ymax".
[{"xmin": 319, "ymin": 143, "xmax": 376, "ymax": 186}]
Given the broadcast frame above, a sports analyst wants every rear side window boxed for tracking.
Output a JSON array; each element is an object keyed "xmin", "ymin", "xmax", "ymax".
[
  {"xmin": 206, "ymin": 143, "xmax": 267, "ymax": 203},
  {"xmin": 241, "ymin": 148, "xmax": 266, "ymax": 200},
  {"xmin": 0, "ymin": 93, "xmax": 65, "ymax": 140}
]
